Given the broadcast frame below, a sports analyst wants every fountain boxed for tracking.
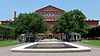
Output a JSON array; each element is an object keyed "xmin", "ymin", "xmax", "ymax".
[{"xmin": 11, "ymin": 42, "xmax": 91, "ymax": 53}]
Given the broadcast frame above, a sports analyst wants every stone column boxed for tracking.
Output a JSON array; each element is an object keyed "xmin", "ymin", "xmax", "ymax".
[{"xmin": 76, "ymin": 35, "xmax": 78, "ymax": 41}]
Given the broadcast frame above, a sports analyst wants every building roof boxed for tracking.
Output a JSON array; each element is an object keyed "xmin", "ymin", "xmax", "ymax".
[
  {"xmin": 35, "ymin": 5, "xmax": 65, "ymax": 12},
  {"xmin": 85, "ymin": 19, "xmax": 100, "ymax": 22},
  {"xmin": 0, "ymin": 21, "xmax": 10, "ymax": 24}
]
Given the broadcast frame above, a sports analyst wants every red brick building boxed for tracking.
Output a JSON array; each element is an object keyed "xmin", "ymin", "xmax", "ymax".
[
  {"xmin": 0, "ymin": 5, "xmax": 99, "ymax": 28},
  {"xmin": 35, "ymin": 5, "xmax": 99, "ymax": 39},
  {"xmin": 0, "ymin": 5, "xmax": 99, "ymax": 39},
  {"xmin": 35, "ymin": 5, "xmax": 65, "ymax": 34},
  {"xmin": 85, "ymin": 19, "xmax": 99, "ymax": 27},
  {"xmin": 35, "ymin": 5, "xmax": 99, "ymax": 28},
  {"xmin": 0, "ymin": 20, "xmax": 10, "ymax": 24}
]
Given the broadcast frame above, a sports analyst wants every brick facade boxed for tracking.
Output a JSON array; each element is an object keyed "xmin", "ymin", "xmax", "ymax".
[
  {"xmin": 35, "ymin": 5, "xmax": 99, "ymax": 28},
  {"xmin": 0, "ymin": 5, "xmax": 99, "ymax": 27},
  {"xmin": 0, "ymin": 5, "xmax": 99, "ymax": 39}
]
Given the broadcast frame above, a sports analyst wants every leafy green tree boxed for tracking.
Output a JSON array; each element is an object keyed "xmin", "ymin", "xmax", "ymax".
[
  {"xmin": 69, "ymin": 9, "xmax": 89, "ymax": 34},
  {"xmin": 0, "ymin": 25, "xmax": 15, "ymax": 40},
  {"xmin": 52, "ymin": 9, "xmax": 88, "ymax": 35},
  {"xmin": 15, "ymin": 12, "xmax": 48, "ymax": 34},
  {"xmin": 0, "ymin": 12, "xmax": 48, "ymax": 40},
  {"xmin": 88, "ymin": 26, "xmax": 100, "ymax": 37}
]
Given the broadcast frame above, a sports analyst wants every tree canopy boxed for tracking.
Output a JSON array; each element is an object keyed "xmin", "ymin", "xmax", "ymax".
[
  {"xmin": 51, "ymin": 9, "xmax": 89, "ymax": 35},
  {"xmin": 88, "ymin": 26, "xmax": 100, "ymax": 37},
  {"xmin": 0, "ymin": 25, "xmax": 15, "ymax": 38},
  {"xmin": 14, "ymin": 12, "xmax": 48, "ymax": 34},
  {"xmin": 0, "ymin": 12, "xmax": 48, "ymax": 39}
]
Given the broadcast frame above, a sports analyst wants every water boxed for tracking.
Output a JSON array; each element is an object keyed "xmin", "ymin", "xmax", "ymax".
[{"xmin": 25, "ymin": 43, "xmax": 77, "ymax": 49}]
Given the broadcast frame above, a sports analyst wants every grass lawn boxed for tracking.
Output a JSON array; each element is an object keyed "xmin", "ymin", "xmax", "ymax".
[
  {"xmin": 80, "ymin": 40, "xmax": 100, "ymax": 47},
  {"xmin": 0, "ymin": 40, "xmax": 21, "ymax": 47}
]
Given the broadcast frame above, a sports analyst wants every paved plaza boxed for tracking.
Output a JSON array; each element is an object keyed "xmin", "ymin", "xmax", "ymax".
[{"xmin": 0, "ymin": 42, "xmax": 100, "ymax": 56}]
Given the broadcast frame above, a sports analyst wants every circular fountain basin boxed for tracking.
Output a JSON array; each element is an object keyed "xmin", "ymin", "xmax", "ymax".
[{"xmin": 11, "ymin": 42, "xmax": 91, "ymax": 53}]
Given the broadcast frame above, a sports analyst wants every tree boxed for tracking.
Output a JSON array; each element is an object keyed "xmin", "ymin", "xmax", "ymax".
[
  {"xmin": 88, "ymin": 26, "xmax": 100, "ymax": 37},
  {"xmin": 70, "ymin": 9, "xmax": 89, "ymax": 34},
  {"xmin": 0, "ymin": 25, "xmax": 15, "ymax": 40},
  {"xmin": 52, "ymin": 9, "xmax": 88, "ymax": 35},
  {"xmin": 0, "ymin": 12, "xmax": 48, "ymax": 40},
  {"xmin": 15, "ymin": 12, "xmax": 48, "ymax": 34}
]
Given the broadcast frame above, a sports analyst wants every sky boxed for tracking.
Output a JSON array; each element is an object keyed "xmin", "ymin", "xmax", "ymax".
[{"xmin": 0, "ymin": 0, "xmax": 100, "ymax": 21}]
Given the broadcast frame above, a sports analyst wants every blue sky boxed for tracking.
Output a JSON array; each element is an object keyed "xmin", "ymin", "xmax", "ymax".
[{"xmin": 0, "ymin": 0, "xmax": 100, "ymax": 20}]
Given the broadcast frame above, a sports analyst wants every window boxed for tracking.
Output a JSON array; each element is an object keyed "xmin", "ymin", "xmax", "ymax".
[{"xmin": 42, "ymin": 8, "xmax": 57, "ymax": 11}]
